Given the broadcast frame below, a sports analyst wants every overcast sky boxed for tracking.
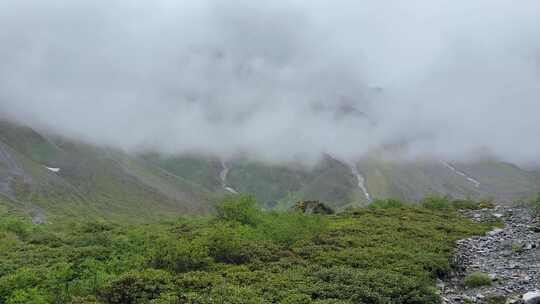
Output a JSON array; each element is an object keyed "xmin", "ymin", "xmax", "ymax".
[{"xmin": 0, "ymin": 0, "xmax": 539, "ymax": 164}]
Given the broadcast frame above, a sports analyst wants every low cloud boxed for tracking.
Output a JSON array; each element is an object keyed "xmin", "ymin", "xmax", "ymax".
[{"xmin": 1, "ymin": 0, "xmax": 539, "ymax": 165}]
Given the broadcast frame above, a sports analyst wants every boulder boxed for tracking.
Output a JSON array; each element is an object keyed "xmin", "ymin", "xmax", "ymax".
[
  {"xmin": 523, "ymin": 291, "xmax": 540, "ymax": 304},
  {"xmin": 292, "ymin": 200, "xmax": 334, "ymax": 215},
  {"xmin": 488, "ymin": 228, "xmax": 504, "ymax": 237}
]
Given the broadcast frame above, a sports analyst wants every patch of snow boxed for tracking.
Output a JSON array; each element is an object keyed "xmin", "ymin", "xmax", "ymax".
[
  {"xmin": 224, "ymin": 186, "xmax": 238, "ymax": 194},
  {"xmin": 45, "ymin": 166, "xmax": 60, "ymax": 173}
]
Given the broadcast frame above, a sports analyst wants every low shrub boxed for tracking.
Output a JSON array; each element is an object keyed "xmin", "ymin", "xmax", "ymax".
[
  {"xmin": 532, "ymin": 193, "xmax": 540, "ymax": 216},
  {"xmin": 148, "ymin": 238, "xmax": 210, "ymax": 273},
  {"xmin": 450, "ymin": 199, "xmax": 480, "ymax": 210},
  {"xmin": 421, "ymin": 195, "xmax": 452, "ymax": 210},
  {"xmin": 368, "ymin": 199, "xmax": 404, "ymax": 209},
  {"xmin": 0, "ymin": 268, "xmax": 46, "ymax": 302},
  {"xmin": 478, "ymin": 198, "xmax": 495, "ymax": 209},
  {"xmin": 5, "ymin": 288, "xmax": 48, "ymax": 304},
  {"xmin": 256, "ymin": 212, "xmax": 328, "ymax": 246},
  {"xmin": 0, "ymin": 217, "xmax": 32, "ymax": 239},
  {"xmin": 463, "ymin": 272, "xmax": 492, "ymax": 288},
  {"xmin": 0, "ymin": 196, "xmax": 495, "ymax": 304},
  {"xmin": 485, "ymin": 295, "xmax": 506, "ymax": 304},
  {"xmin": 99, "ymin": 269, "xmax": 173, "ymax": 304},
  {"xmin": 215, "ymin": 195, "xmax": 261, "ymax": 226},
  {"xmin": 206, "ymin": 223, "xmax": 254, "ymax": 264}
]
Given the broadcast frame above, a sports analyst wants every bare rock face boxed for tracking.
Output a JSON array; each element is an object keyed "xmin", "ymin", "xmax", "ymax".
[{"xmin": 292, "ymin": 200, "xmax": 334, "ymax": 215}]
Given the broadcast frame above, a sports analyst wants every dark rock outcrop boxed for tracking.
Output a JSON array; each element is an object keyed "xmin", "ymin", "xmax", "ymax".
[{"xmin": 292, "ymin": 200, "xmax": 334, "ymax": 215}]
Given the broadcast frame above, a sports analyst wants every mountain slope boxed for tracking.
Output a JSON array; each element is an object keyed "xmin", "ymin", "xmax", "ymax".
[
  {"xmin": 147, "ymin": 153, "xmax": 540, "ymax": 211},
  {"xmin": 0, "ymin": 121, "xmax": 212, "ymax": 223},
  {"xmin": 1, "ymin": 120, "xmax": 538, "ymax": 221},
  {"xmin": 358, "ymin": 156, "xmax": 539, "ymax": 203}
]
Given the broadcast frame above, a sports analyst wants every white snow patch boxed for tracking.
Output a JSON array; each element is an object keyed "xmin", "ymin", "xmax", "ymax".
[
  {"xmin": 224, "ymin": 186, "xmax": 238, "ymax": 194},
  {"xmin": 45, "ymin": 166, "xmax": 60, "ymax": 173}
]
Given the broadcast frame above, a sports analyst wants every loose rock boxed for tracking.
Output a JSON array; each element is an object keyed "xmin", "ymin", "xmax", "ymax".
[
  {"xmin": 440, "ymin": 204, "xmax": 540, "ymax": 303},
  {"xmin": 523, "ymin": 291, "xmax": 540, "ymax": 304}
]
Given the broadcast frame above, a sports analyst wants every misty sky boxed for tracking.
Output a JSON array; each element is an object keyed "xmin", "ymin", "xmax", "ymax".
[{"xmin": 0, "ymin": 0, "xmax": 539, "ymax": 164}]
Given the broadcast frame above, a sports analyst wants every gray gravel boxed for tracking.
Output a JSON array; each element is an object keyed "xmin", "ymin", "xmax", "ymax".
[{"xmin": 440, "ymin": 204, "xmax": 540, "ymax": 303}]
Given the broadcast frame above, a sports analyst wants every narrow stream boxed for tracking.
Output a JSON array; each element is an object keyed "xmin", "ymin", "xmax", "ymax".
[
  {"xmin": 442, "ymin": 161, "xmax": 481, "ymax": 188},
  {"xmin": 350, "ymin": 164, "xmax": 372, "ymax": 202},
  {"xmin": 220, "ymin": 160, "xmax": 238, "ymax": 194}
]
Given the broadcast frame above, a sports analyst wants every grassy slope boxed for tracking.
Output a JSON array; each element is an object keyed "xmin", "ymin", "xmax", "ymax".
[
  {"xmin": 228, "ymin": 157, "xmax": 363, "ymax": 210},
  {"xmin": 0, "ymin": 121, "xmax": 212, "ymax": 222},
  {"xmin": 0, "ymin": 121, "xmax": 62, "ymax": 165},
  {"xmin": 0, "ymin": 199, "xmax": 493, "ymax": 303},
  {"xmin": 358, "ymin": 157, "xmax": 481, "ymax": 202},
  {"xmin": 143, "ymin": 155, "xmax": 223, "ymax": 193},
  {"xmin": 358, "ymin": 157, "xmax": 539, "ymax": 203},
  {"xmin": 296, "ymin": 157, "xmax": 363, "ymax": 209},
  {"xmin": 456, "ymin": 160, "xmax": 540, "ymax": 201},
  {"xmin": 1, "ymin": 120, "xmax": 537, "ymax": 218},
  {"xmin": 153, "ymin": 154, "xmax": 539, "ymax": 211},
  {"xmin": 227, "ymin": 160, "xmax": 311, "ymax": 208}
]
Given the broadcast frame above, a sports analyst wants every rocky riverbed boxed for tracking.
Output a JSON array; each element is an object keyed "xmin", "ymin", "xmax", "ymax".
[{"xmin": 440, "ymin": 204, "xmax": 540, "ymax": 303}]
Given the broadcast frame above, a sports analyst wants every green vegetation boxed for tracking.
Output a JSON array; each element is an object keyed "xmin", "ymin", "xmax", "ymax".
[
  {"xmin": 0, "ymin": 122, "xmax": 213, "ymax": 222},
  {"xmin": 143, "ymin": 155, "xmax": 223, "ymax": 192},
  {"xmin": 0, "ymin": 196, "xmax": 493, "ymax": 303},
  {"xmin": 532, "ymin": 193, "xmax": 540, "ymax": 216},
  {"xmin": 368, "ymin": 198, "xmax": 405, "ymax": 209},
  {"xmin": 463, "ymin": 272, "xmax": 492, "ymax": 288},
  {"xmin": 511, "ymin": 243, "xmax": 524, "ymax": 253},
  {"xmin": 485, "ymin": 295, "xmax": 506, "ymax": 304},
  {"xmin": 229, "ymin": 157, "xmax": 364, "ymax": 210},
  {"xmin": 418, "ymin": 195, "xmax": 495, "ymax": 211},
  {"xmin": 366, "ymin": 195, "xmax": 493, "ymax": 212},
  {"xmin": 359, "ymin": 157, "xmax": 540, "ymax": 203},
  {"xmin": 1, "ymin": 120, "xmax": 538, "ymax": 224}
]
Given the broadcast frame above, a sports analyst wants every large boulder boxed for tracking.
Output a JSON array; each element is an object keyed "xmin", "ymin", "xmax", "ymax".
[
  {"xmin": 523, "ymin": 291, "xmax": 540, "ymax": 304},
  {"xmin": 292, "ymin": 200, "xmax": 334, "ymax": 215}
]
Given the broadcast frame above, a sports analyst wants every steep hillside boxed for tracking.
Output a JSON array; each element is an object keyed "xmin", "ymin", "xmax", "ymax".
[
  {"xmin": 358, "ymin": 157, "xmax": 539, "ymax": 203},
  {"xmin": 144, "ymin": 155, "xmax": 366, "ymax": 210},
  {"xmin": 455, "ymin": 160, "xmax": 540, "ymax": 201},
  {"xmin": 148, "ymin": 154, "xmax": 539, "ymax": 211},
  {"xmin": 0, "ymin": 121, "xmax": 212, "ymax": 223},
  {"xmin": 358, "ymin": 157, "xmax": 482, "ymax": 202},
  {"xmin": 1, "ymin": 120, "xmax": 538, "ymax": 221},
  {"xmin": 143, "ymin": 154, "xmax": 224, "ymax": 193}
]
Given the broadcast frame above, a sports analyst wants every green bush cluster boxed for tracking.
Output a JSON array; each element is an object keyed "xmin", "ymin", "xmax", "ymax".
[
  {"xmin": 532, "ymin": 193, "xmax": 540, "ymax": 216},
  {"xmin": 368, "ymin": 198, "xmax": 404, "ymax": 209},
  {"xmin": 421, "ymin": 196, "xmax": 494, "ymax": 211},
  {"xmin": 0, "ymin": 196, "xmax": 493, "ymax": 303},
  {"xmin": 367, "ymin": 196, "xmax": 493, "ymax": 211},
  {"xmin": 463, "ymin": 272, "xmax": 492, "ymax": 288}
]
